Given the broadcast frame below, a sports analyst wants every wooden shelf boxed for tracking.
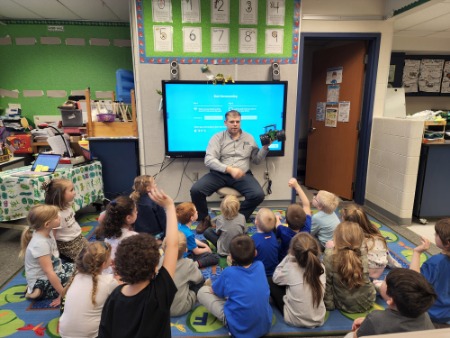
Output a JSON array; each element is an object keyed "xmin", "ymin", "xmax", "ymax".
[
  {"xmin": 85, "ymin": 88, "xmax": 138, "ymax": 137},
  {"xmin": 422, "ymin": 120, "xmax": 446, "ymax": 144}
]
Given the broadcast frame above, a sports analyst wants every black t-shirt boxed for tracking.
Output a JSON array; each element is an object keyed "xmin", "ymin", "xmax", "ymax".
[{"xmin": 98, "ymin": 266, "xmax": 177, "ymax": 338}]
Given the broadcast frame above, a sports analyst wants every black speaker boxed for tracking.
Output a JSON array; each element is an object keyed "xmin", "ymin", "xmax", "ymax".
[
  {"xmin": 271, "ymin": 62, "xmax": 280, "ymax": 81},
  {"xmin": 170, "ymin": 60, "xmax": 179, "ymax": 80}
]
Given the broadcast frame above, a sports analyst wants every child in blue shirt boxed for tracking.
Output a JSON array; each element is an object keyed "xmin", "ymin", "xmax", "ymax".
[
  {"xmin": 197, "ymin": 234, "xmax": 272, "ymax": 337},
  {"xmin": 176, "ymin": 202, "xmax": 219, "ymax": 268},
  {"xmin": 253, "ymin": 207, "xmax": 279, "ymax": 277},
  {"xmin": 276, "ymin": 178, "xmax": 312, "ymax": 261}
]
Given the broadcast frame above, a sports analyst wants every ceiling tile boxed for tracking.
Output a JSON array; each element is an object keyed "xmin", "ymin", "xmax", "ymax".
[
  {"xmin": 394, "ymin": 3, "xmax": 450, "ymax": 30},
  {"xmin": 59, "ymin": 0, "xmax": 123, "ymax": 22},
  {"xmin": 14, "ymin": 0, "xmax": 81, "ymax": 20},
  {"xmin": 404, "ymin": 13, "xmax": 450, "ymax": 31}
]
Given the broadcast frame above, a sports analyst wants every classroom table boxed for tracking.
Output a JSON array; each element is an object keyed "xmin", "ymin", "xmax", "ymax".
[{"xmin": 0, "ymin": 160, "xmax": 104, "ymax": 222}]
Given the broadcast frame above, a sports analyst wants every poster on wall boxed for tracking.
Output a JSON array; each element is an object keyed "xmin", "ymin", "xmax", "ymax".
[
  {"xmin": 441, "ymin": 61, "xmax": 450, "ymax": 94},
  {"xmin": 152, "ymin": 0, "xmax": 173, "ymax": 22},
  {"xmin": 402, "ymin": 59, "xmax": 420, "ymax": 93},
  {"xmin": 316, "ymin": 102, "xmax": 326, "ymax": 121},
  {"xmin": 153, "ymin": 26, "xmax": 173, "ymax": 51},
  {"xmin": 211, "ymin": 0, "xmax": 230, "ymax": 24},
  {"xmin": 327, "ymin": 85, "xmax": 340, "ymax": 103},
  {"xmin": 338, "ymin": 101, "xmax": 350, "ymax": 122},
  {"xmin": 211, "ymin": 27, "xmax": 230, "ymax": 53},
  {"xmin": 326, "ymin": 67, "xmax": 343, "ymax": 84},
  {"xmin": 181, "ymin": 0, "xmax": 201, "ymax": 23},
  {"xmin": 138, "ymin": 0, "xmax": 299, "ymax": 64},
  {"xmin": 325, "ymin": 106, "xmax": 338, "ymax": 128},
  {"xmin": 418, "ymin": 59, "xmax": 444, "ymax": 93},
  {"xmin": 239, "ymin": 0, "xmax": 258, "ymax": 25},
  {"xmin": 266, "ymin": 0, "xmax": 286, "ymax": 26},
  {"xmin": 183, "ymin": 27, "xmax": 202, "ymax": 52}
]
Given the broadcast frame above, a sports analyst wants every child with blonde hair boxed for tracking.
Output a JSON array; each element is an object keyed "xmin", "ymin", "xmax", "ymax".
[
  {"xmin": 311, "ymin": 190, "xmax": 340, "ymax": 249},
  {"xmin": 410, "ymin": 218, "xmax": 450, "ymax": 325},
  {"xmin": 98, "ymin": 188, "xmax": 179, "ymax": 337},
  {"xmin": 253, "ymin": 207, "xmax": 279, "ymax": 277},
  {"xmin": 276, "ymin": 178, "xmax": 312, "ymax": 261},
  {"xmin": 203, "ymin": 195, "xmax": 247, "ymax": 256},
  {"xmin": 323, "ymin": 221, "xmax": 376, "ymax": 313},
  {"xmin": 129, "ymin": 175, "xmax": 166, "ymax": 240},
  {"xmin": 43, "ymin": 179, "xmax": 88, "ymax": 262},
  {"xmin": 167, "ymin": 231, "xmax": 204, "ymax": 316},
  {"xmin": 341, "ymin": 203, "xmax": 400, "ymax": 279},
  {"xmin": 59, "ymin": 241, "xmax": 118, "ymax": 338},
  {"xmin": 271, "ymin": 233, "xmax": 326, "ymax": 328},
  {"xmin": 96, "ymin": 196, "xmax": 138, "ymax": 274},
  {"xmin": 19, "ymin": 204, "xmax": 75, "ymax": 307},
  {"xmin": 176, "ymin": 202, "xmax": 219, "ymax": 268}
]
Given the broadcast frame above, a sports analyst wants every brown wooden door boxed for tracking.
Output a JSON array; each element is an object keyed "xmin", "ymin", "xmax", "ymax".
[{"xmin": 305, "ymin": 41, "xmax": 367, "ymax": 200}]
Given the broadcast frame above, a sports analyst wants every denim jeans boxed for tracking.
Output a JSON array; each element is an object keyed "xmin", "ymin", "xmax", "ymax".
[{"xmin": 190, "ymin": 170, "xmax": 264, "ymax": 221}]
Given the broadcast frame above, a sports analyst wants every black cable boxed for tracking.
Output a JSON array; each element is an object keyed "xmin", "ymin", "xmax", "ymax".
[
  {"xmin": 174, "ymin": 159, "xmax": 190, "ymax": 200},
  {"xmin": 267, "ymin": 179, "xmax": 272, "ymax": 195}
]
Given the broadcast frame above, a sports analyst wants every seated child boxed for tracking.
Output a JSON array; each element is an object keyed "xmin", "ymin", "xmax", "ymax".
[
  {"xmin": 168, "ymin": 231, "xmax": 204, "ymax": 317},
  {"xmin": 253, "ymin": 207, "xmax": 279, "ymax": 277},
  {"xmin": 197, "ymin": 235, "xmax": 273, "ymax": 338},
  {"xmin": 311, "ymin": 190, "xmax": 340, "ymax": 249},
  {"xmin": 176, "ymin": 202, "xmax": 219, "ymax": 268},
  {"xmin": 19, "ymin": 204, "xmax": 75, "ymax": 307},
  {"xmin": 96, "ymin": 196, "xmax": 138, "ymax": 275},
  {"xmin": 129, "ymin": 175, "xmax": 166, "ymax": 241},
  {"xmin": 276, "ymin": 178, "xmax": 312, "ymax": 261},
  {"xmin": 59, "ymin": 241, "xmax": 118, "ymax": 338},
  {"xmin": 98, "ymin": 188, "xmax": 178, "ymax": 338},
  {"xmin": 270, "ymin": 233, "xmax": 326, "ymax": 328},
  {"xmin": 410, "ymin": 218, "xmax": 450, "ymax": 325},
  {"xmin": 203, "ymin": 195, "xmax": 247, "ymax": 256},
  {"xmin": 347, "ymin": 268, "xmax": 436, "ymax": 338},
  {"xmin": 341, "ymin": 203, "xmax": 401, "ymax": 279},
  {"xmin": 323, "ymin": 221, "xmax": 376, "ymax": 313}
]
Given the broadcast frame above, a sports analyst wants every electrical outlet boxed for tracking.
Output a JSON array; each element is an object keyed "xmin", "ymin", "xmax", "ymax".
[
  {"xmin": 193, "ymin": 172, "xmax": 199, "ymax": 181},
  {"xmin": 264, "ymin": 171, "xmax": 270, "ymax": 180}
]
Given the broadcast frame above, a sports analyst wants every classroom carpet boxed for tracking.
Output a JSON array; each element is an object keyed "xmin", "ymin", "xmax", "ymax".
[{"xmin": 0, "ymin": 208, "xmax": 429, "ymax": 338}]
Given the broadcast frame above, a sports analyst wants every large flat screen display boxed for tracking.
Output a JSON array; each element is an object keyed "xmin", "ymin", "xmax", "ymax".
[{"xmin": 162, "ymin": 80, "xmax": 288, "ymax": 158}]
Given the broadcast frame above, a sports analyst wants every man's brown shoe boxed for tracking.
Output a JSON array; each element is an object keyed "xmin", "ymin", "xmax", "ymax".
[{"xmin": 196, "ymin": 215, "xmax": 212, "ymax": 234}]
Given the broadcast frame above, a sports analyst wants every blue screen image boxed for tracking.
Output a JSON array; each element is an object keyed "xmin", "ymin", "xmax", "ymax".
[{"xmin": 162, "ymin": 81, "xmax": 287, "ymax": 158}]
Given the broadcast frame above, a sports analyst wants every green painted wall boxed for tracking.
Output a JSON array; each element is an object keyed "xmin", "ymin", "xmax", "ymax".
[{"xmin": 0, "ymin": 22, "xmax": 132, "ymax": 121}]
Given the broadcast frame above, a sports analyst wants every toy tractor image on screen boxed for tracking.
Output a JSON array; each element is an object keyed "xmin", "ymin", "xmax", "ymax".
[{"xmin": 259, "ymin": 124, "xmax": 286, "ymax": 146}]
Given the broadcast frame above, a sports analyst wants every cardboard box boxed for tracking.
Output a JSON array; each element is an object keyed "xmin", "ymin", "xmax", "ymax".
[{"xmin": 6, "ymin": 134, "xmax": 32, "ymax": 154}]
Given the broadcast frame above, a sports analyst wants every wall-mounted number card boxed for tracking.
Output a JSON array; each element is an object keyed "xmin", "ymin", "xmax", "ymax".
[
  {"xmin": 152, "ymin": 0, "xmax": 173, "ymax": 23},
  {"xmin": 239, "ymin": 0, "xmax": 258, "ymax": 25},
  {"xmin": 265, "ymin": 28, "xmax": 283, "ymax": 54},
  {"xmin": 211, "ymin": 27, "xmax": 230, "ymax": 53},
  {"xmin": 239, "ymin": 28, "xmax": 257, "ymax": 54},
  {"xmin": 211, "ymin": 0, "xmax": 230, "ymax": 24},
  {"xmin": 182, "ymin": 0, "xmax": 201, "ymax": 23},
  {"xmin": 153, "ymin": 26, "xmax": 173, "ymax": 51},
  {"xmin": 183, "ymin": 27, "xmax": 202, "ymax": 52},
  {"xmin": 266, "ymin": 0, "xmax": 286, "ymax": 26}
]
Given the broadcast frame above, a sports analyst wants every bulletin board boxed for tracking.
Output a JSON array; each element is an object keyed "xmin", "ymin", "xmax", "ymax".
[{"xmin": 136, "ymin": 0, "xmax": 300, "ymax": 64}]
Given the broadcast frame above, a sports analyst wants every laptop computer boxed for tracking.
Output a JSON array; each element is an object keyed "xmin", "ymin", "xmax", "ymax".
[{"xmin": 11, "ymin": 153, "xmax": 61, "ymax": 177}]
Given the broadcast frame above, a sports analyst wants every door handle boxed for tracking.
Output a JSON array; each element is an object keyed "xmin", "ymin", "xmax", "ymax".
[{"xmin": 309, "ymin": 127, "xmax": 317, "ymax": 133}]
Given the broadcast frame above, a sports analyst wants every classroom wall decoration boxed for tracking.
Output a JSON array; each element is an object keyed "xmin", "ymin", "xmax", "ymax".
[{"xmin": 136, "ymin": 0, "xmax": 301, "ymax": 64}]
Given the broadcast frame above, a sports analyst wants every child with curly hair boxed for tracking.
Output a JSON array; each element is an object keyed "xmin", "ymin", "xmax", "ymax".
[
  {"xmin": 96, "ymin": 196, "xmax": 138, "ymax": 274},
  {"xmin": 19, "ymin": 204, "xmax": 75, "ymax": 307},
  {"xmin": 59, "ymin": 241, "xmax": 118, "ymax": 338},
  {"xmin": 203, "ymin": 195, "xmax": 247, "ymax": 256},
  {"xmin": 311, "ymin": 190, "xmax": 340, "ymax": 249},
  {"xmin": 323, "ymin": 221, "xmax": 376, "ymax": 313},
  {"xmin": 341, "ymin": 204, "xmax": 401, "ymax": 279},
  {"xmin": 98, "ymin": 188, "xmax": 178, "ymax": 338},
  {"xmin": 411, "ymin": 218, "xmax": 450, "ymax": 325},
  {"xmin": 271, "ymin": 232, "xmax": 326, "ymax": 328},
  {"xmin": 129, "ymin": 175, "xmax": 166, "ymax": 241},
  {"xmin": 43, "ymin": 178, "xmax": 88, "ymax": 262}
]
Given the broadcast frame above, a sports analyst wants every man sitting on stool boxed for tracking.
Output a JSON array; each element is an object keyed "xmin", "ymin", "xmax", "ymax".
[{"xmin": 191, "ymin": 110, "xmax": 271, "ymax": 234}]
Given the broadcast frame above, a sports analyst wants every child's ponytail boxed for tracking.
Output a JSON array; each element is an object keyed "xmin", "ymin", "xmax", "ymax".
[
  {"xmin": 19, "ymin": 227, "xmax": 33, "ymax": 259},
  {"xmin": 290, "ymin": 233, "xmax": 324, "ymax": 308}
]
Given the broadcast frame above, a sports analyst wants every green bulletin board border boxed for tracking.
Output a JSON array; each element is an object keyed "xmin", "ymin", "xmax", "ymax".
[{"xmin": 136, "ymin": 0, "xmax": 300, "ymax": 65}]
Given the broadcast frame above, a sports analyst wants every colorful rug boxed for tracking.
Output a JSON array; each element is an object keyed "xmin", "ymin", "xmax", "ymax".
[{"xmin": 0, "ymin": 209, "xmax": 428, "ymax": 337}]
